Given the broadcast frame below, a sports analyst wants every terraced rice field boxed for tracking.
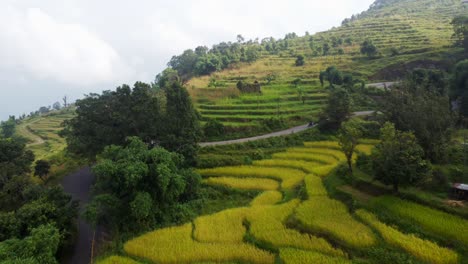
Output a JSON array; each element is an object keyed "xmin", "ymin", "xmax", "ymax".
[
  {"xmin": 100, "ymin": 139, "xmax": 465, "ymax": 263},
  {"xmin": 16, "ymin": 110, "xmax": 75, "ymax": 160}
]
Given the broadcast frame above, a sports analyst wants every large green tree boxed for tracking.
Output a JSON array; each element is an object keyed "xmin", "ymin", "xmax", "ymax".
[
  {"xmin": 322, "ymin": 88, "xmax": 351, "ymax": 129},
  {"xmin": 62, "ymin": 81, "xmax": 201, "ymax": 164},
  {"xmin": 360, "ymin": 40, "xmax": 378, "ymax": 58},
  {"xmin": 451, "ymin": 15, "xmax": 468, "ymax": 53},
  {"xmin": 383, "ymin": 69, "xmax": 453, "ymax": 162},
  {"xmin": 371, "ymin": 123, "xmax": 431, "ymax": 192},
  {"xmin": 85, "ymin": 137, "xmax": 201, "ymax": 232},
  {"xmin": 451, "ymin": 60, "xmax": 468, "ymax": 118}
]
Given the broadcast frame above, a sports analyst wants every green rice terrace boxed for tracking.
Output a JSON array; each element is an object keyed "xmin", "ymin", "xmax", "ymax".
[{"xmin": 187, "ymin": 0, "xmax": 466, "ymax": 138}]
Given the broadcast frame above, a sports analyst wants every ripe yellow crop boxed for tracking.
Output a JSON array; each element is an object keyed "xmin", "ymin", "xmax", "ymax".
[
  {"xmin": 280, "ymin": 248, "xmax": 351, "ymax": 264},
  {"xmin": 356, "ymin": 210, "xmax": 459, "ymax": 264},
  {"xmin": 253, "ymin": 159, "xmax": 322, "ymax": 173},
  {"xmin": 304, "ymin": 174, "xmax": 328, "ymax": 196},
  {"xmin": 304, "ymin": 141, "xmax": 341, "ymax": 149},
  {"xmin": 199, "ymin": 166, "xmax": 305, "ymax": 189},
  {"xmin": 295, "ymin": 197, "xmax": 376, "ymax": 248},
  {"xmin": 273, "ymin": 152, "xmax": 337, "ymax": 165},
  {"xmin": 371, "ymin": 196, "xmax": 468, "ymax": 246},
  {"xmin": 247, "ymin": 200, "xmax": 346, "ymax": 257},
  {"xmin": 287, "ymin": 147, "xmax": 346, "ymax": 161},
  {"xmin": 251, "ymin": 191, "xmax": 283, "ymax": 206},
  {"xmin": 203, "ymin": 177, "xmax": 279, "ymax": 190},
  {"xmin": 97, "ymin": 256, "xmax": 141, "ymax": 264},
  {"xmin": 124, "ymin": 223, "xmax": 275, "ymax": 264},
  {"xmin": 194, "ymin": 207, "xmax": 248, "ymax": 243}
]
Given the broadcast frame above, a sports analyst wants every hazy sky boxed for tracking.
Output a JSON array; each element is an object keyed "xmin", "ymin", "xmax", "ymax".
[{"xmin": 0, "ymin": 0, "xmax": 375, "ymax": 121}]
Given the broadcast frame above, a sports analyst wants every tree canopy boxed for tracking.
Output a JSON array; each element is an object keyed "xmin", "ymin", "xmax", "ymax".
[
  {"xmin": 360, "ymin": 40, "xmax": 378, "ymax": 57},
  {"xmin": 371, "ymin": 123, "xmax": 431, "ymax": 192},
  {"xmin": 62, "ymin": 81, "xmax": 201, "ymax": 165},
  {"xmin": 322, "ymin": 88, "xmax": 352, "ymax": 129},
  {"xmin": 85, "ymin": 137, "xmax": 201, "ymax": 232}
]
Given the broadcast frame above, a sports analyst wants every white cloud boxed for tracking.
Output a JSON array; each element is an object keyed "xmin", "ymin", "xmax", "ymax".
[{"xmin": 0, "ymin": 5, "xmax": 132, "ymax": 86}]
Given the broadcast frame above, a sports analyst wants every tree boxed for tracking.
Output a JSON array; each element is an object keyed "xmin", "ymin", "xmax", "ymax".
[
  {"xmin": 297, "ymin": 87, "xmax": 306, "ymax": 104},
  {"xmin": 295, "ymin": 55, "xmax": 305, "ymax": 66},
  {"xmin": 451, "ymin": 60, "xmax": 468, "ymax": 117},
  {"xmin": 322, "ymin": 43, "xmax": 330, "ymax": 56},
  {"xmin": 86, "ymin": 137, "xmax": 201, "ymax": 231},
  {"xmin": 451, "ymin": 15, "xmax": 468, "ymax": 53},
  {"xmin": 319, "ymin": 66, "xmax": 343, "ymax": 88},
  {"xmin": 360, "ymin": 40, "xmax": 378, "ymax": 58},
  {"xmin": 62, "ymin": 96, "xmax": 68, "ymax": 108},
  {"xmin": 52, "ymin": 102, "xmax": 61, "ymax": 111},
  {"xmin": 323, "ymin": 88, "xmax": 351, "ymax": 128},
  {"xmin": 1, "ymin": 116, "xmax": 16, "ymax": 138},
  {"xmin": 0, "ymin": 137, "xmax": 34, "ymax": 189},
  {"xmin": 384, "ymin": 69, "xmax": 453, "ymax": 162},
  {"xmin": 203, "ymin": 119, "xmax": 225, "ymax": 138},
  {"xmin": 237, "ymin": 34, "xmax": 245, "ymax": 43},
  {"xmin": 34, "ymin": 160, "xmax": 50, "ymax": 182},
  {"xmin": 153, "ymin": 68, "xmax": 179, "ymax": 90},
  {"xmin": 62, "ymin": 82, "xmax": 165, "ymax": 158},
  {"xmin": 292, "ymin": 78, "xmax": 302, "ymax": 88},
  {"xmin": 338, "ymin": 120, "xmax": 363, "ymax": 176},
  {"xmin": 371, "ymin": 123, "xmax": 431, "ymax": 192}
]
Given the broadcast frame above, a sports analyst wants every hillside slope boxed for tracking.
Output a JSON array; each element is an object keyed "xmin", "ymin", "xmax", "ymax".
[{"xmin": 188, "ymin": 0, "xmax": 465, "ymax": 138}]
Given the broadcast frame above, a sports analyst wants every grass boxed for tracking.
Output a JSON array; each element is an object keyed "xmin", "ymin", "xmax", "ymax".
[
  {"xmin": 356, "ymin": 209, "xmax": 459, "ymax": 264},
  {"xmin": 203, "ymin": 177, "xmax": 280, "ymax": 191},
  {"xmin": 370, "ymin": 196, "xmax": 468, "ymax": 246}
]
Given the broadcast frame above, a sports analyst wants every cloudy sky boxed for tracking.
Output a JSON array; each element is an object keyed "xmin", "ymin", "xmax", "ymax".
[{"xmin": 0, "ymin": 0, "xmax": 375, "ymax": 121}]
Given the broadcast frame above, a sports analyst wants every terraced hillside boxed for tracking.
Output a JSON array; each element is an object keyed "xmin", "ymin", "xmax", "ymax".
[
  {"xmin": 16, "ymin": 109, "xmax": 75, "ymax": 160},
  {"xmin": 99, "ymin": 140, "xmax": 467, "ymax": 263},
  {"xmin": 189, "ymin": 0, "xmax": 465, "ymax": 137}
]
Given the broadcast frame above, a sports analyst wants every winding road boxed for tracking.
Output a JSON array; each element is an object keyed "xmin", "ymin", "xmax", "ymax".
[
  {"xmin": 199, "ymin": 111, "xmax": 376, "ymax": 147},
  {"xmin": 61, "ymin": 167, "xmax": 101, "ymax": 264}
]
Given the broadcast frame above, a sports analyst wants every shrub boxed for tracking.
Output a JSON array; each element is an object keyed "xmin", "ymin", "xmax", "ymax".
[{"xmin": 203, "ymin": 119, "xmax": 225, "ymax": 137}]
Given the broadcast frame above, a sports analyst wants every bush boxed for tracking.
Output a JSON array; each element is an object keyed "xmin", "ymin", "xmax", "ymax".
[
  {"xmin": 203, "ymin": 119, "xmax": 225, "ymax": 138},
  {"xmin": 261, "ymin": 118, "xmax": 286, "ymax": 131}
]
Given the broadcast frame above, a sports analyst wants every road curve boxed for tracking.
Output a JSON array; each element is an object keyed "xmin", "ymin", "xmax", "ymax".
[{"xmin": 199, "ymin": 111, "xmax": 376, "ymax": 147}]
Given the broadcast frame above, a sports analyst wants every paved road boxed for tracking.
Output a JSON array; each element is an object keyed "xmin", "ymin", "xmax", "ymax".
[
  {"xmin": 366, "ymin": 82, "xmax": 397, "ymax": 89},
  {"xmin": 200, "ymin": 111, "xmax": 376, "ymax": 147},
  {"xmin": 61, "ymin": 167, "xmax": 101, "ymax": 264}
]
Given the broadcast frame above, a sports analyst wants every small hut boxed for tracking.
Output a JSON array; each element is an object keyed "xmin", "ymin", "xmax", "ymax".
[{"xmin": 452, "ymin": 183, "xmax": 468, "ymax": 200}]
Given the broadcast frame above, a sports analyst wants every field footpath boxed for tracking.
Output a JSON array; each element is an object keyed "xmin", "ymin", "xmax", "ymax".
[{"xmin": 200, "ymin": 111, "xmax": 375, "ymax": 147}]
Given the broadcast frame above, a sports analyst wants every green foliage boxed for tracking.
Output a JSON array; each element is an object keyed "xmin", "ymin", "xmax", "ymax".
[
  {"xmin": 0, "ymin": 116, "xmax": 16, "ymax": 138},
  {"xmin": 0, "ymin": 224, "xmax": 60, "ymax": 264},
  {"xmin": 62, "ymin": 81, "xmax": 201, "ymax": 165},
  {"xmin": 319, "ymin": 66, "xmax": 343, "ymax": 88},
  {"xmin": 338, "ymin": 119, "xmax": 363, "ymax": 176},
  {"xmin": 153, "ymin": 68, "xmax": 179, "ymax": 89},
  {"xmin": 322, "ymin": 88, "xmax": 351, "ymax": 129},
  {"xmin": 34, "ymin": 160, "xmax": 50, "ymax": 182},
  {"xmin": 86, "ymin": 137, "xmax": 201, "ymax": 232},
  {"xmin": 0, "ymin": 137, "xmax": 34, "ymax": 188},
  {"xmin": 384, "ymin": 69, "xmax": 453, "ymax": 162},
  {"xmin": 360, "ymin": 39, "xmax": 378, "ymax": 57},
  {"xmin": 203, "ymin": 119, "xmax": 225, "ymax": 138},
  {"xmin": 295, "ymin": 55, "xmax": 305, "ymax": 66},
  {"xmin": 451, "ymin": 15, "xmax": 468, "ymax": 53},
  {"xmin": 371, "ymin": 123, "xmax": 431, "ymax": 192}
]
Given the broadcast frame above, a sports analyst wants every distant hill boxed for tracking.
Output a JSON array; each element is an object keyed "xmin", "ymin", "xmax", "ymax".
[
  {"xmin": 16, "ymin": 0, "xmax": 467, "ymax": 146},
  {"xmin": 184, "ymin": 0, "xmax": 465, "ymax": 137}
]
